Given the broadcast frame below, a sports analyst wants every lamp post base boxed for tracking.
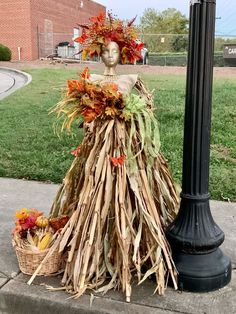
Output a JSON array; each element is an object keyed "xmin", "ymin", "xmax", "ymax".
[{"xmin": 173, "ymin": 248, "xmax": 231, "ymax": 292}]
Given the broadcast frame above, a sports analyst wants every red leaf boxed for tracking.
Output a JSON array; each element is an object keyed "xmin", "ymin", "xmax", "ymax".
[
  {"xmin": 81, "ymin": 108, "xmax": 97, "ymax": 123},
  {"xmin": 127, "ymin": 16, "xmax": 137, "ymax": 27},
  {"xmin": 97, "ymin": 11, "xmax": 105, "ymax": 22},
  {"xmin": 118, "ymin": 155, "xmax": 125, "ymax": 166},
  {"xmin": 67, "ymin": 80, "xmax": 78, "ymax": 92},
  {"xmin": 110, "ymin": 155, "xmax": 125, "ymax": 167},
  {"xmin": 137, "ymin": 42, "xmax": 144, "ymax": 50},
  {"xmin": 110, "ymin": 157, "xmax": 119, "ymax": 167},
  {"xmin": 81, "ymin": 67, "xmax": 90, "ymax": 79},
  {"xmin": 90, "ymin": 11, "xmax": 105, "ymax": 23},
  {"xmin": 74, "ymin": 29, "xmax": 88, "ymax": 43},
  {"xmin": 107, "ymin": 11, "xmax": 113, "ymax": 23},
  {"xmin": 77, "ymin": 23, "xmax": 90, "ymax": 30},
  {"xmin": 71, "ymin": 145, "xmax": 81, "ymax": 157},
  {"xmin": 67, "ymin": 79, "xmax": 85, "ymax": 93}
]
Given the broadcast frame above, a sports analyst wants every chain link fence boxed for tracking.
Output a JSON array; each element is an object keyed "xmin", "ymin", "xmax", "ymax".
[
  {"xmin": 37, "ymin": 31, "xmax": 235, "ymax": 67},
  {"xmin": 148, "ymin": 53, "xmax": 225, "ymax": 67},
  {"xmin": 140, "ymin": 33, "xmax": 235, "ymax": 67}
]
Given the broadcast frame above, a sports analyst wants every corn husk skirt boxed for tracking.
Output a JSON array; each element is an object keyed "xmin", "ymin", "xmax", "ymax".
[{"xmin": 32, "ymin": 115, "xmax": 181, "ymax": 302}]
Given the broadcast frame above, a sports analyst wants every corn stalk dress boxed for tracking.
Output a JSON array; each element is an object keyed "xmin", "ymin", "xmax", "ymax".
[{"xmin": 31, "ymin": 73, "xmax": 179, "ymax": 301}]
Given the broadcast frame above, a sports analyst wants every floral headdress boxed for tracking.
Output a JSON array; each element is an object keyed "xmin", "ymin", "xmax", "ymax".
[{"xmin": 74, "ymin": 12, "xmax": 144, "ymax": 64}]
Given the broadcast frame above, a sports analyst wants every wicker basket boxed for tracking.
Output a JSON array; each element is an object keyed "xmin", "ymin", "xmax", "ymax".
[{"xmin": 14, "ymin": 245, "xmax": 61, "ymax": 275}]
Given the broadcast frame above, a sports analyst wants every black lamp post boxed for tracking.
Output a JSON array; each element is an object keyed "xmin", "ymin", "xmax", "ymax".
[{"xmin": 167, "ymin": 0, "xmax": 231, "ymax": 291}]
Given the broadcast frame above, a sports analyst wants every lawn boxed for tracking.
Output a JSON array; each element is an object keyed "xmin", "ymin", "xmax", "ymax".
[{"xmin": 0, "ymin": 68, "xmax": 235, "ymax": 201}]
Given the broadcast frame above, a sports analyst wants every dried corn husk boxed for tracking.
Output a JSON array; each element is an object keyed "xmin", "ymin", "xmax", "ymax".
[{"xmin": 29, "ymin": 78, "xmax": 180, "ymax": 301}]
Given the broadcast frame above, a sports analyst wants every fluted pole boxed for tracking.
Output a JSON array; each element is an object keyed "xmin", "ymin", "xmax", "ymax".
[{"xmin": 167, "ymin": 0, "xmax": 231, "ymax": 292}]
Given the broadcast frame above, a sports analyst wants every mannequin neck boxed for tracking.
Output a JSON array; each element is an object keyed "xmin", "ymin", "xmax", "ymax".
[{"xmin": 103, "ymin": 66, "xmax": 117, "ymax": 76}]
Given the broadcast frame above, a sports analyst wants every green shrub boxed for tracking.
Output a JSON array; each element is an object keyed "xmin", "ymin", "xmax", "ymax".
[{"xmin": 0, "ymin": 44, "xmax": 12, "ymax": 61}]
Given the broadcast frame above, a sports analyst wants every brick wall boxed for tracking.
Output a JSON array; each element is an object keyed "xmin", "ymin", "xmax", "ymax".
[
  {"xmin": 0, "ymin": 0, "xmax": 32, "ymax": 60},
  {"xmin": 30, "ymin": 0, "xmax": 105, "ymax": 59},
  {"xmin": 0, "ymin": 0, "xmax": 105, "ymax": 60}
]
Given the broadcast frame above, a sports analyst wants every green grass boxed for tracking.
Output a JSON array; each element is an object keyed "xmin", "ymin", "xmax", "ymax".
[{"xmin": 0, "ymin": 68, "xmax": 235, "ymax": 201}]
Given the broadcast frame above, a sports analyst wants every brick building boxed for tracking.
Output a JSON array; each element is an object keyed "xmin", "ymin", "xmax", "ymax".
[{"xmin": 0, "ymin": 0, "xmax": 105, "ymax": 61}]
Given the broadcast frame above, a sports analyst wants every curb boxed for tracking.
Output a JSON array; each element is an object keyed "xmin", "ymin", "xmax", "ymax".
[
  {"xmin": 0, "ymin": 66, "xmax": 32, "ymax": 86},
  {"xmin": 0, "ymin": 67, "xmax": 32, "ymax": 100}
]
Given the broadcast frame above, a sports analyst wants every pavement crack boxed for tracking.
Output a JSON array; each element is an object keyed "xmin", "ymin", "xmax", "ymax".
[
  {"xmin": 96, "ymin": 294, "xmax": 192, "ymax": 314},
  {"xmin": 0, "ymin": 270, "xmax": 21, "ymax": 280},
  {"xmin": 0, "ymin": 277, "xmax": 11, "ymax": 289}
]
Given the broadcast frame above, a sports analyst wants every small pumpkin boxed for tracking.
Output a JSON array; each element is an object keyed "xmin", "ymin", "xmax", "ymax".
[{"xmin": 35, "ymin": 216, "xmax": 49, "ymax": 228}]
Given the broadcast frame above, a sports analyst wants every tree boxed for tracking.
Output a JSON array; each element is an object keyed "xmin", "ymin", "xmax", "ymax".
[
  {"xmin": 214, "ymin": 37, "xmax": 236, "ymax": 52},
  {"xmin": 171, "ymin": 36, "xmax": 188, "ymax": 52},
  {"xmin": 139, "ymin": 8, "xmax": 189, "ymax": 53}
]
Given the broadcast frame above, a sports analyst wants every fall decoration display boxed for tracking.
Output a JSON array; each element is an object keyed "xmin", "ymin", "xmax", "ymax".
[
  {"xmin": 28, "ymin": 66, "xmax": 180, "ymax": 301},
  {"xmin": 74, "ymin": 12, "xmax": 143, "ymax": 64},
  {"xmin": 52, "ymin": 67, "xmax": 126, "ymax": 130},
  {"xmin": 12, "ymin": 208, "xmax": 67, "ymax": 275},
  {"xmin": 35, "ymin": 216, "xmax": 49, "ymax": 228},
  {"xmin": 49, "ymin": 215, "xmax": 70, "ymax": 231}
]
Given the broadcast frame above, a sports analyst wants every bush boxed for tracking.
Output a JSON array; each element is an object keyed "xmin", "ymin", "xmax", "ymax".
[{"xmin": 0, "ymin": 44, "xmax": 12, "ymax": 61}]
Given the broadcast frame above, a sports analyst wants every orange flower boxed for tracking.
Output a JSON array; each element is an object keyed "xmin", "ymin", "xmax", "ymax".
[
  {"xmin": 15, "ymin": 208, "xmax": 29, "ymax": 220},
  {"xmin": 29, "ymin": 208, "xmax": 43, "ymax": 218},
  {"xmin": 13, "ymin": 208, "xmax": 43, "ymax": 235},
  {"xmin": 110, "ymin": 155, "xmax": 126, "ymax": 167},
  {"xmin": 12, "ymin": 221, "xmax": 22, "ymax": 236},
  {"xmin": 81, "ymin": 67, "xmax": 90, "ymax": 80}
]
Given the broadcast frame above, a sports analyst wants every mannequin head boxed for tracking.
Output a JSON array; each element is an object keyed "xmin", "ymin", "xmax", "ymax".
[
  {"xmin": 75, "ymin": 12, "xmax": 143, "ymax": 68},
  {"xmin": 101, "ymin": 41, "xmax": 120, "ymax": 76}
]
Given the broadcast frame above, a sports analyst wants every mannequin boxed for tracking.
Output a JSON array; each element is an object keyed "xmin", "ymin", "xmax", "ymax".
[
  {"xmin": 101, "ymin": 41, "xmax": 120, "ymax": 76},
  {"xmin": 91, "ymin": 41, "xmax": 138, "ymax": 96},
  {"xmin": 29, "ymin": 14, "xmax": 179, "ymax": 302}
]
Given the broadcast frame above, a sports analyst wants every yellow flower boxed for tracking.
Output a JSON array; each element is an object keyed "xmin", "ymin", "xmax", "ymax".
[{"xmin": 15, "ymin": 208, "xmax": 29, "ymax": 220}]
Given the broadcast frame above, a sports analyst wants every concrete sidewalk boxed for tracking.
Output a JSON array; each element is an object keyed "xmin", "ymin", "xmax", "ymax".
[
  {"xmin": 0, "ymin": 67, "xmax": 31, "ymax": 100},
  {"xmin": 0, "ymin": 178, "xmax": 235, "ymax": 314}
]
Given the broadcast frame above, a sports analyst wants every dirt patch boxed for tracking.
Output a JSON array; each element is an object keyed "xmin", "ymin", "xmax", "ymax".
[
  {"xmin": 1, "ymin": 60, "xmax": 236, "ymax": 79},
  {"xmin": 211, "ymin": 144, "xmax": 236, "ymax": 165}
]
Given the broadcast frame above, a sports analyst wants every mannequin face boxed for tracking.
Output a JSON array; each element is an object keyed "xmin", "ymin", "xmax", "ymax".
[{"xmin": 101, "ymin": 41, "xmax": 120, "ymax": 68}]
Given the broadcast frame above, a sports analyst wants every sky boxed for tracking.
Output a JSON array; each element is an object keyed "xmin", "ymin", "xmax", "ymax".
[{"xmin": 97, "ymin": 0, "xmax": 236, "ymax": 36}]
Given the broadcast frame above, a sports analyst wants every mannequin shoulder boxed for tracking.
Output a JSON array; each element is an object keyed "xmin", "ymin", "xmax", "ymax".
[
  {"xmin": 89, "ymin": 73, "xmax": 139, "ymax": 95},
  {"xmin": 89, "ymin": 74, "xmax": 104, "ymax": 82},
  {"xmin": 117, "ymin": 74, "xmax": 139, "ymax": 94},
  {"xmin": 118, "ymin": 74, "xmax": 138, "ymax": 85}
]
